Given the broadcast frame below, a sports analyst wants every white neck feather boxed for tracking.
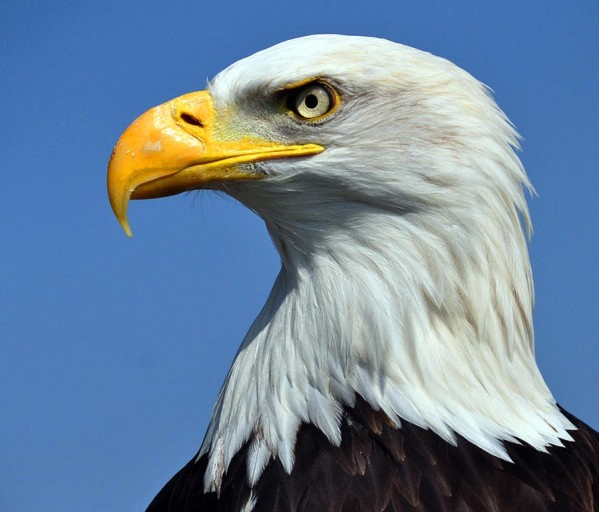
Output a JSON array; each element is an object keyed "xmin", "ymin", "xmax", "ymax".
[
  {"xmin": 196, "ymin": 35, "xmax": 576, "ymax": 493},
  {"xmin": 198, "ymin": 200, "xmax": 574, "ymax": 493}
]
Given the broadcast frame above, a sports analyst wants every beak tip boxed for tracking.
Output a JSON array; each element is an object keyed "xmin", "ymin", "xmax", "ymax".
[{"xmin": 120, "ymin": 219, "xmax": 133, "ymax": 238}]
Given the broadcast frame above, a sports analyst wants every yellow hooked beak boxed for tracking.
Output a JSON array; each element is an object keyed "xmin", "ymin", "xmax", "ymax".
[{"xmin": 107, "ymin": 90, "xmax": 323, "ymax": 236}]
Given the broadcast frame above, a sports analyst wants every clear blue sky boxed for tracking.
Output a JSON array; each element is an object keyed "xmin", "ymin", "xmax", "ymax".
[{"xmin": 1, "ymin": 1, "xmax": 597, "ymax": 510}]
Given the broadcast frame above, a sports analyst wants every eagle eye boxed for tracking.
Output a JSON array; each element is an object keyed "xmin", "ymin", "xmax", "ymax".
[{"xmin": 287, "ymin": 82, "xmax": 337, "ymax": 120}]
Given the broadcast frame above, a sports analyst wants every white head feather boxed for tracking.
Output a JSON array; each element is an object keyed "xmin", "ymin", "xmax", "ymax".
[{"xmin": 196, "ymin": 35, "xmax": 574, "ymax": 493}]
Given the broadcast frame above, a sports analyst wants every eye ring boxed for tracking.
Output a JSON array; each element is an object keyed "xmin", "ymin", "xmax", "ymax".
[{"xmin": 287, "ymin": 81, "xmax": 338, "ymax": 121}]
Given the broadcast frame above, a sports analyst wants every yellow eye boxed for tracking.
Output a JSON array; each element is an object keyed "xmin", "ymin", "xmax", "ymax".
[{"xmin": 289, "ymin": 82, "xmax": 336, "ymax": 120}]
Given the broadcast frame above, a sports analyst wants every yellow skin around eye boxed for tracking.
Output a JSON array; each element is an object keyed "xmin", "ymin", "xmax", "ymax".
[{"xmin": 282, "ymin": 78, "xmax": 341, "ymax": 122}]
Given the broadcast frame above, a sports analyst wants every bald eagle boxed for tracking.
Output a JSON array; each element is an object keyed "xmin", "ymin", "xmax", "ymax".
[{"xmin": 108, "ymin": 35, "xmax": 598, "ymax": 512}]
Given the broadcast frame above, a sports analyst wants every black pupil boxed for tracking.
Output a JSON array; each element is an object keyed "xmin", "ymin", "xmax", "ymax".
[{"xmin": 305, "ymin": 93, "xmax": 319, "ymax": 109}]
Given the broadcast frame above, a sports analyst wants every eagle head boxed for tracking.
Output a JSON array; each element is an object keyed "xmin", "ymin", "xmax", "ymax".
[{"xmin": 108, "ymin": 35, "xmax": 573, "ymax": 493}]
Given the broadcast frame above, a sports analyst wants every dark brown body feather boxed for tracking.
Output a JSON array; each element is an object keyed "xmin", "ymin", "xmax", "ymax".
[{"xmin": 147, "ymin": 397, "xmax": 599, "ymax": 512}]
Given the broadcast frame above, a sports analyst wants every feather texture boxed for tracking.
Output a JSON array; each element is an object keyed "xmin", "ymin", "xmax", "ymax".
[
  {"xmin": 148, "ymin": 397, "xmax": 599, "ymax": 511},
  {"xmin": 128, "ymin": 35, "xmax": 599, "ymax": 510},
  {"xmin": 201, "ymin": 38, "xmax": 573, "ymax": 487}
]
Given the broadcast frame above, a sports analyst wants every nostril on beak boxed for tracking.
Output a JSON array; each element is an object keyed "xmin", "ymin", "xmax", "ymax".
[{"xmin": 180, "ymin": 112, "xmax": 203, "ymax": 128}]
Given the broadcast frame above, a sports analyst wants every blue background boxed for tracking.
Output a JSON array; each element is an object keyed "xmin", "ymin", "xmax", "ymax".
[{"xmin": 1, "ymin": 1, "xmax": 597, "ymax": 510}]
